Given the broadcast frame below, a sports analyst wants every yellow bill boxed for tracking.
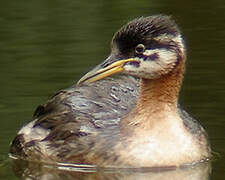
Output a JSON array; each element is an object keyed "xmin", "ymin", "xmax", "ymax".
[{"xmin": 77, "ymin": 58, "xmax": 137, "ymax": 85}]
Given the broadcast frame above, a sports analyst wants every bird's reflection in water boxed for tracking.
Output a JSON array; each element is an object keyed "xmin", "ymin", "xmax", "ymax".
[{"xmin": 12, "ymin": 159, "xmax": 210, "ymax": 180}]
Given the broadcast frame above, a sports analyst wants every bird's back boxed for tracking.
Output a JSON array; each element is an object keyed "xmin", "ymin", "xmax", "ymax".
[{"xmin": 10, "ymin": 75, "xmax": 139, "ymax": 162}]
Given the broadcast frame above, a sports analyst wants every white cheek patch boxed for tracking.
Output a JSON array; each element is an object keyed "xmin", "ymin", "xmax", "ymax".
[
  {"xmin": 143, "ymin": 49, "xmax": 177, "ymax": 66},
  {"xmin": 144, "ymin": 49, "xmax": 177, "ymax": 77},
  {"xmin": 124, "ymin": 49, "xmax": 177, "ymax": 79}
]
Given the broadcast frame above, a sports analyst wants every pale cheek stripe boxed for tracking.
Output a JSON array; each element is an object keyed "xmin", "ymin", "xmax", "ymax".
[{"xmin": 151, "ymin": 34, "xmax": 184, "ymax": 53}]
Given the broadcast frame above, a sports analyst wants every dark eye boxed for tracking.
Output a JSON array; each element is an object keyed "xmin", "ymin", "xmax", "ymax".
[{"xmin": 135, "ymin": 44, "xmax": 145, "ymax": 54}]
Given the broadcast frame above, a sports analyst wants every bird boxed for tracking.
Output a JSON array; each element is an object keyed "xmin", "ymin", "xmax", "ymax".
[{"xmin": 10, "ymin": 15, "xmax": 211, "ymax": 168}]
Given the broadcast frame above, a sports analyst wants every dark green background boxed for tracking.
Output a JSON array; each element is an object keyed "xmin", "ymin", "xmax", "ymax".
[{"xmin": 0, "ymin": 0, "xmax": 224, "ymax": 179}]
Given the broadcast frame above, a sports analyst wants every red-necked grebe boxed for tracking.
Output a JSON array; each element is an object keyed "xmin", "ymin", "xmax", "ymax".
[{"xmin": 10, "ymin": 15, "xmax": 211, "ymax": 168}]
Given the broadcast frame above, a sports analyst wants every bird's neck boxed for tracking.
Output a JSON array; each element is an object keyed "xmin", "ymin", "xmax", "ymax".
[
  {"xmin": 138, "ymin": 64, "xmax": 184, "ymax": 110},
  {"xmin": 121, "ymin": 62, "xmax": 185, "ymax": 129}
]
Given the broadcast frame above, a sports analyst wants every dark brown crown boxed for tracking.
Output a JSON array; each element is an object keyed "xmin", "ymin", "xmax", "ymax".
[{"xmin": 112, "ymin": 15, "xmax": 180, "ymax": 55}]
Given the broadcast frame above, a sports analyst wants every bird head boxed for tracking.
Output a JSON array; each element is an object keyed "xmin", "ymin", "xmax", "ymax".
[{"xmin": 77, "ymin": 15, "xmax": 185, "ymax": 85}]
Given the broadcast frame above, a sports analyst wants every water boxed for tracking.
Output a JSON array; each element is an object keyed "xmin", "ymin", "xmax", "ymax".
[{"xmin": 0, "ymin": 0, "xmax": 224, "ymax": 179}]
